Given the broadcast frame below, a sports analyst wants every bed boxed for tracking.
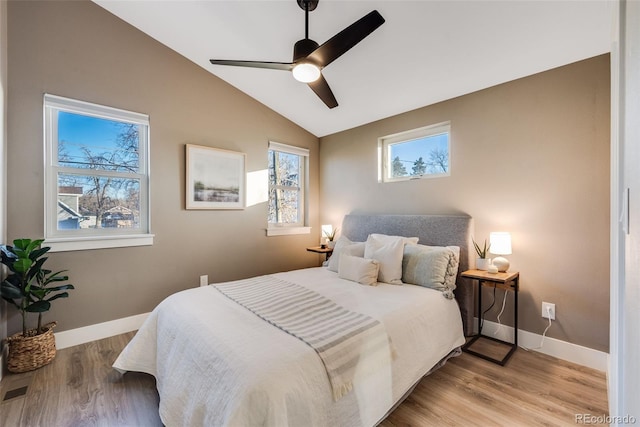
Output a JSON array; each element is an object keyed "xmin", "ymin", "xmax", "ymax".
[{"xmin": 113, "ymin": 214, "xmax": 474, "ymax": 426}]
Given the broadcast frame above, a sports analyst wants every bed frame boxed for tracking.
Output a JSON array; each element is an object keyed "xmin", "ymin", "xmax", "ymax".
[{"xmin": 341, "ymin": 213, "xmax": 474, "ymax": 336}]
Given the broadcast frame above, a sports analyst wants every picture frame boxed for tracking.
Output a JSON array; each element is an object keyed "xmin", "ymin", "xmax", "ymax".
[{"xmin": 186, "ymin": 144, "xmax": 246, "ymax": 210}]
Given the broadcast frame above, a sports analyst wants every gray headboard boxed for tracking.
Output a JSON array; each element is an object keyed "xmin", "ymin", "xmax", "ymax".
[{"xmin": 341, "ymin": 214, "xmax": 474, "ymax": 336}]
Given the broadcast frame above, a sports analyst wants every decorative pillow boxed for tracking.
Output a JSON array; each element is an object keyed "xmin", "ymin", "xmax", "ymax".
[
  {"xmin": 338, "ymin": 255, "xmax": 380, "ymax": 286},
  {"xmin": 364, "ymin": 234, "xmax": 407, "ymax": 284},
  {"xmin": 327, "ymin": 236, "xmax": 365, "ymax": 272},
  {"xmin": 401, "ymin": 244, "xmax": 460, "ymax": 298}
]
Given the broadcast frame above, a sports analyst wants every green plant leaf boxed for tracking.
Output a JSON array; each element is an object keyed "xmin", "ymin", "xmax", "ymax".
[
  {"xmin": 25, "ymin": 239, "xmax": 44, "ymax": 253},
  {"xmin": 30, "ymin": 288, "xmax": 47, "ymax": 299},
  {"xmin": 41, "ymin": 270, "xmax": 68, "ymax": 282},
  {"xmin": 30, "ymin": 246, "xmax": 50, "ymax": 260},
  {"xmin": 42, "ymin": 284, "xmax": 74, "ymax": 292},
  {"xmin": 12, "ymin": 239, "xmax": 31, "ymax": 250},
  {"xmin": 31, "ymin": 257, "xmax": 48, "ymax": 272},
  {"xmin": 43, "ymin": 275, "xmax": 70, "ymax": 284},
  {"xmin": 45, "ymin": 292, "xmax": 69, "ymax": 302},
  {"xmin": 472, "ymin": 238, "xmax": 490, "ymax": 258},
  {"xmin": 25, "ymin": 300, "xmax": 51, "ymax": 313},
  {"xmin": 13, "ymin": 258, "xmax": 33, "ymax": 274},
  {"xmin": 1, "ymin": 281, "xmax": 24, "ymax": 299},
  {"xmin": 13, "ymin": 248, "xmax": 27, "ymax": 260},
  {"xmin": 24, "ymin": 275, "xmax": 38, "ymax": 294}
]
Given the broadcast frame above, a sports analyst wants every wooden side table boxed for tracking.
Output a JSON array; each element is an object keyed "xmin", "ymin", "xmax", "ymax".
[
  {"xmin": 306, "ymin": 245, "xmax": 333, "ymax": 261},
  {"xmin": 461, "ymin": 269, "xmax": 520, "ymax": 366}
]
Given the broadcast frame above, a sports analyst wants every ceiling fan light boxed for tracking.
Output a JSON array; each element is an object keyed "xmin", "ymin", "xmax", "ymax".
[{"xmin": 292, "ymin": 63, "xmax": 321, "ymax": 83}]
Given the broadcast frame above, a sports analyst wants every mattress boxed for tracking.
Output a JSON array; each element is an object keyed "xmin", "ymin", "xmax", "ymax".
[{"xmin": 113, "ymin": 267, "xmax": 465, "ymax": 426}]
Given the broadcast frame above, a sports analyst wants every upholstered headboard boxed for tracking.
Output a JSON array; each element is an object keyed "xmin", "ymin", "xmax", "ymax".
[{"xmin": 341, "ymin": 214, "xmax": 474, "ymax": 336}]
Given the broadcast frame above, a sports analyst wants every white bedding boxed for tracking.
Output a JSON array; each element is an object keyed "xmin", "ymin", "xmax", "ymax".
[{"xmin": 113, "ymin": 267, "xmax": 465, "ymax": 426}]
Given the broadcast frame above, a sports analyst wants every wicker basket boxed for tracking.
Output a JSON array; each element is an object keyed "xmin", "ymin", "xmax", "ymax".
[{"xmin": 6, "ymin": 322, "xmax": 57, "ymax": 373}]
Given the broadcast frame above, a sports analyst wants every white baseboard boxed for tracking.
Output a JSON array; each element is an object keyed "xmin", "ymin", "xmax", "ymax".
[
  {"xmin": 54, "ymin": 312, "xmax": 149, "ymax": 350},
  {"xmin": 50, "ymin": 313, "xmax": 607, "ymax": 372},
  {"xmin": 474, "ymin": 318, "xmax": 608, "ymax": 372}
]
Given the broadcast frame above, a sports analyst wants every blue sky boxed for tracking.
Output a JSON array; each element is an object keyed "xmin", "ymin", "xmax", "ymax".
[
  {"xmin": 58, "ymin": 111, "xmax": 123, "ymax": 151},
  {"xmin": 389, "ymin": 133, "xmax": 449, "ymax": 166}
]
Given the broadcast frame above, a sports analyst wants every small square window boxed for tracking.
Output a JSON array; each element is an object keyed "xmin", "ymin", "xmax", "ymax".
[{"xmin": 379, "ymin": 122, "xmax": 451, "ymax": 182}]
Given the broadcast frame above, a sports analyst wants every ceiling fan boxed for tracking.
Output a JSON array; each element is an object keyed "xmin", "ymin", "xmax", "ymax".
[{"xmin": 209, "ymin": 0, "xmax": 385, "ymax": 109}]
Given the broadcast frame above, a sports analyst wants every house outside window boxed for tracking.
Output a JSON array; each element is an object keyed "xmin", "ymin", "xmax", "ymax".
[
  {"xmin": 379, "ymin": 121, "xmax": 451, "ymax": 182},
  {"xmin": 267, "ymin": 141, "xmax": 310, "ymax": 236},
  {"xmin": 44, "ymin": 94, "xmax": 153, "ymax": 251}
]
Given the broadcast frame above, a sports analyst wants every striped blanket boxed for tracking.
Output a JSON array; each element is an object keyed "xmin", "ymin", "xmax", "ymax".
[{"xmin": 214, "ymin": 275, "xmax": 393, "ymax": 400}]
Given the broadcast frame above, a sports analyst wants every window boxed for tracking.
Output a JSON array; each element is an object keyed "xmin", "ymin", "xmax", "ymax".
[
  {"xmin": 44, "ymin": 94, "xmax": 153, "ymax": 251},
  {"xmin": 267, "ymin": 141, "xmax": 310, "ymax": 236},
  {"xmin": 379, "ymin": 122, "xmax": 451, "ymax": 182}
]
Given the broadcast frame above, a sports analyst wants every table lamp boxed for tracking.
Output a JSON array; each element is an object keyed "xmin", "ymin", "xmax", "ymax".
[{"xmin": 490, "ymin": 232, "xmax": 512, "ymax": 272}]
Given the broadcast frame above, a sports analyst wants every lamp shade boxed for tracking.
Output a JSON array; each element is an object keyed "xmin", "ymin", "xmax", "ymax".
[
  {"xmin": 321, "ymin": 224, "xmax": 333, "ymax": 238},
  {"xmin": 489, "ymin": 232, "xmax": 512, "ymax": 255}
]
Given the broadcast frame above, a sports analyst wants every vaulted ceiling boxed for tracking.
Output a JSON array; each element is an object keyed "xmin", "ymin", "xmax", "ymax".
[{"xmin": 93, "ymin": 0, "xmax": 612, "ymax": 137}]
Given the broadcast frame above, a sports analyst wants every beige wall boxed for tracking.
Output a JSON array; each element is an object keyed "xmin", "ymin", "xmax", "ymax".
[
  {"xmin": 6, "ymin": 0, "xmax": 321, "ymax": 334},
  {"xmin": 320, "ymin": 55, "xmax": 611, "ymax": 352},
  {"xmin": 1, "ymin": 0, "xmax": 8, "ymax": 357}
]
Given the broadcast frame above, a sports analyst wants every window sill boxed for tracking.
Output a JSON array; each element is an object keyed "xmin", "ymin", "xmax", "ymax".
[
  {"xmin": 266, "ymin": 226, "xmax": 311, "ymax": 237},
  {"xmin": 46, "ymin": 234, "xmax": 155, "ymax": 252}
]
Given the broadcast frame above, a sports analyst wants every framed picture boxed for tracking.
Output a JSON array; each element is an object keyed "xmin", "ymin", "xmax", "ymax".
[{"xmin": 186, "ymin": 144, "xmax": 246, "ymax": 210}]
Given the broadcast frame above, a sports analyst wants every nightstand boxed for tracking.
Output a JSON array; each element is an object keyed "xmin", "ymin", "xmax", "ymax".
[
  {"xmin": 306, "ymin": 245, "xmax": 333, "ymax": 261},
  {"xmin": 461, "ymin": 269, "xmax": 519, "ymax": 366}
]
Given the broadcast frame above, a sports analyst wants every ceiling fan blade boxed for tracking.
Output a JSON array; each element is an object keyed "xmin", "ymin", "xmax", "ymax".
[
  {"xmin": 308, "ymin": 74, "xmax": 338, "ymax": 109},
  {"xmin": 307, "ymin": 10, "xmax": 384, "ymax": 68},
  {"xmin": 209, "ymin": 59, "xmax": 294, "ymax": 71}
]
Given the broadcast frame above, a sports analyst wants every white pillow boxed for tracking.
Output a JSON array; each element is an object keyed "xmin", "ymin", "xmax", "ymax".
[
  {"xmin": 327, "ymin": 236, "xmax": 365, "ymax": 272},
  {"xmin": 338, "ymin": 255, "xmax": 380, "ymax": 286},
  {"xmin": 364, "ymin": 234, "xmax": 406, "ymax": 284}
]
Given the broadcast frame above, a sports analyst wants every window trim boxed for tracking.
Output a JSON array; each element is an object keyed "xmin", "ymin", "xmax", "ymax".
[
  {"xmin": 378, "ymin": 121, "xmax": 451, "ymax": 183},
  {"xmin": 267, "ymin": 141, "xmax": 310, "ymax": 236},
  {"xmin": 43, "ymin": 94, "xmax": 153, "ymax": 252}
]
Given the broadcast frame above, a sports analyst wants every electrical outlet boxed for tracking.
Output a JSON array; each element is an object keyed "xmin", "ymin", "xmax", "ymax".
[
  {"xmin": 542, "ymin": 302, "xmax": 556, "ymax": 320},
  {"xmin": 199, "ymin": 275, "xmax": 208, "ymax": 287}
]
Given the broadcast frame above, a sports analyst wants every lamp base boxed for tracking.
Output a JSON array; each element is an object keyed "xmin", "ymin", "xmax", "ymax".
[{"xmin": 492, "ymin": 256, "xmax": 510, "ymax": 272}]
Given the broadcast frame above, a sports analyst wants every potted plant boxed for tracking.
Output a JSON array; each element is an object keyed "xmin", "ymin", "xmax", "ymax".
[
  {"xmin": 323, "ymin": 227, "xmax": 338, "ymax": 248},
  {"xmin": 1, "ymin": 238, "xmax": 74, "ymax": 373},
  {"xmin": 472, "ymin": 237, "xmax": 491, "ymax": 271}
]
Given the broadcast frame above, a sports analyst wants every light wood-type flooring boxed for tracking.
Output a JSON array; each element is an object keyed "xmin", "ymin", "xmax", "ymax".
[{"xmin": 1, "ymin": 332, "xmax": 608, "ymax": 426}]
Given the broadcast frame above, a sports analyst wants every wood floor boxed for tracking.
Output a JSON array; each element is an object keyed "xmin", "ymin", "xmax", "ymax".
[{"xmin": 0, "ymin": 332, "xmax": 608, "ymax": 426}]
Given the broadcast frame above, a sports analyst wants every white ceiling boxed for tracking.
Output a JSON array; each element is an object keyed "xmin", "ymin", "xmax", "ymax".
[{"xmin": 93, "ymin": 0, "xmax": 612, "ymax": 137}]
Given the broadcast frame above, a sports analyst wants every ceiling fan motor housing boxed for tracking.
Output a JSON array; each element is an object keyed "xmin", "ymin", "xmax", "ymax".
[
  {"xmin": 294, "ymin": 38, "xmax": 320, "ymax": 63},
  {"xmin": 297, "ymin": 0, "xmax": 319, "ymax": 12}
]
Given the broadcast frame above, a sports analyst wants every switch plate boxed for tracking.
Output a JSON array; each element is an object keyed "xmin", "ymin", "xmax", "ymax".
[
  {"xmin": 542, "ymin": 302, "xmax": 556, "ymax": 320},
  {"xmin": 199, "ymin": 275, "xmax": 208, "ymax": 287}
]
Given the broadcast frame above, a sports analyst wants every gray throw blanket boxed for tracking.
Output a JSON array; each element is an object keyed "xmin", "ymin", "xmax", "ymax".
[{"xmin": 215, "ymin": 275, "xmax": 394, "ymax": 400}]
